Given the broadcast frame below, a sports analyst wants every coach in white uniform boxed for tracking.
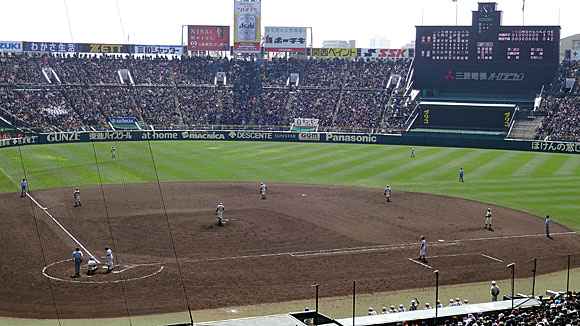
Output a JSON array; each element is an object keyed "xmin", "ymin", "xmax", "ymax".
[{"xmin": 216, "ymin": 203, "xmax": 225, "ymax": 226}]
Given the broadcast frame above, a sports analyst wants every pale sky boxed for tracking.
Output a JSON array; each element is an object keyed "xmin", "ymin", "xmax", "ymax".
[{"xmin": 0, "ymin": 0, "xmax": 578, "ymax": 48}]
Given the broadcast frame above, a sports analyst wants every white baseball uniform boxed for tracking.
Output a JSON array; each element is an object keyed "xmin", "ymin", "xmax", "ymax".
[
  {"xmin": 485, "ymin": 209, "xmax": 492, "ymax": 228},
  {"xmin": 216, "ymin": 204, "xmax": 225, "ymax": 221},
  {"xmin": 260, "ymin": 183, "xmax": 267, "ymax": 199},
  {"xmin": 420, "ymin": 239, "xmax": 426, "ymax": 257},
  {"xmin": 105, "ymin": 248, "xmax": 114, "ymax": 270}
]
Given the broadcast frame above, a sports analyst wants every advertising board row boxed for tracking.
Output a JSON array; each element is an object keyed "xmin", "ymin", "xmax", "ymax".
[
  {"xmin": 2, "ymin": 39, "xmax": 412, "ymax": 58},
  {"xmin": 0, "ymin": 130, "xmax": 578, "ymax": 155}
]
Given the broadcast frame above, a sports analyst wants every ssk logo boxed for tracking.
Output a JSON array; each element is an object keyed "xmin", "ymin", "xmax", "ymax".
[{"xmin": 362, "ymin": 48, "xmax": 408, "ymax": 58}]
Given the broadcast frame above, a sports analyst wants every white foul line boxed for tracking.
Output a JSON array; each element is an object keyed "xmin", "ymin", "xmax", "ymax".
[
  {"xmin": 479, "ymin": 253, "xmax": 503, "ymax": 262},
  {"xmin": 408, "ymin": 258, "xmax": 432, "ymax": 269},
  {"xmin": 27, "ymin": 193, "xmax": 101, "ymax": 264},
  {"xmin": 0, "ymin": 167, "xmax": 101, "ymax": 264}
]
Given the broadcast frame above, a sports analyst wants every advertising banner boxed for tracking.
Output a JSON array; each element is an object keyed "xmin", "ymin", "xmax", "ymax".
[
  {"xmin": 0, "ymin": 41, "xmax": 23, "ymax": 52},
  {"xmin": 293, "ymin": 118, "xmax": 319, "ymax": 127},
  {"xmin": 134, "ymin": 45, "xmax": 183, "ymax": 55},
  {"xmin": 110, "ymin": 117, "xmax": 135, "ymax": 125},
  {"xmin": 311, "ymin": 48, "xmax": 357, "ymax": 58},
  {"xmin": 361, "ymin": 48, "xmax": 410, "ymax": 59},
  {"xmin": 571, "ymin": 49, "xmax": 580, "ymax": 61},
  {"xmin": 27, "ymin": 42, "xmax": 77, "ymax": 53},
  {"xmin": 78, "ymin": 43, "xmax": 130, "ymax": 53},
  {"xmin": 234, "ymin": 1, "xmax": 261, "ymax": 53},
  {"xmin": 187, "ymin": 26, "xmax": 230, "ymax": 51},
  {"xmin": 565, "ymin": 78, "xmax": 576, "ymax": 89},
  {"xmin": 264, "ymin": 27, "xmax": 307, "ymax": 52}
]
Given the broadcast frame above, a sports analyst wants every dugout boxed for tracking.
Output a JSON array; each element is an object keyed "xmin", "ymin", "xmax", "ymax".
[{"xmin": 413, "ymin": 101, "xmax": 517, "ymax": 132}]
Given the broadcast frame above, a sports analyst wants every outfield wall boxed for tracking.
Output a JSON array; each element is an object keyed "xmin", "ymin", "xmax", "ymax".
[{"xmin": 0, "ymin": 130, "xmax": 579, "ymax": 155}]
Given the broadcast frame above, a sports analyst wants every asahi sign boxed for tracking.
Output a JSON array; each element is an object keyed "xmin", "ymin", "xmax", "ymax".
[{"xmin": 234, "ymin": 0, "xmax": 261, "ymax": 53}]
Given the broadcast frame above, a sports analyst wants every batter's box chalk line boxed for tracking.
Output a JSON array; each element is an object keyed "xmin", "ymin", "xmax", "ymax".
[
  {"xmin": 407, "ymin": 252, "xmax": 504, "ymax": 269},
  {"xmin": 42, "ymin": 260, "xmax": 164, "ymax": 284}
]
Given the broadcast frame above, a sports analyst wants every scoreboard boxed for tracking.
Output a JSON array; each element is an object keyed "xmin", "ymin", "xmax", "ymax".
[
  {"xmin": 418, "ymin": 102, "xmax": 516, "ymax": 131},
  {"xmin": 414, "ymin": 3, "xmax": 559, "ymax": 98}
]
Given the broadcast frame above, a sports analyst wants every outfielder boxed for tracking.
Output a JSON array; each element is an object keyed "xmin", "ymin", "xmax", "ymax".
[
  {"xmin": 419, "ymin": 236, "xmax": 426, "ymax": 262},
  {"xmin": 216, "ymin": 202, "xmax": 225, "ymax": 226},
  {"xmin": 485, "ymin": 208, "xmax": 492, "ymax": 230},
  {"xmin": 111, "ymin": 146, "xmax": 116, "ymax": 158},
  {"xmin": 74, "ymin": 188, "xmax": 81, "ymax": 207},
  {"xmin": 410, "ymin": 147, "xmax": 415, "ymax": 158},
  {"xmin": 260, "ymin": 182, "xmax": 267, "ymax": 200},
  {"xmin": 102, "ymin": 247, "xmax": 114, "ymax": 273},
  {"xmin": 384, "ymin": 185, "xmax": 391, "ymax": 203}
]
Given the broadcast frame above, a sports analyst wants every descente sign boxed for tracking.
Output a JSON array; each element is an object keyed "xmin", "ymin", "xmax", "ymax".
[{"xmin": 0, "ymin": 130, "xmax": 578, "ymax": 155}]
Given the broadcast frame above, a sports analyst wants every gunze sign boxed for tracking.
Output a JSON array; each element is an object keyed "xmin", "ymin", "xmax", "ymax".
[{"xmin": 0, "ymin": 130, "xmax": 578, "ymax": 155}]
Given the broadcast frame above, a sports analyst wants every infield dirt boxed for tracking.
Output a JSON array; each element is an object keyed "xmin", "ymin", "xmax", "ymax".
[{"xmin": 1, "ymin": 182, "xmax": 579, "ymax": 319}]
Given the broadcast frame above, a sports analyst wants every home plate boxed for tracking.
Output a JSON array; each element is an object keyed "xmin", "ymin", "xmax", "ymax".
[
  {"xmin": 438, "ymin": 239, "xmax": 444, "ymax": 242},
  {"xmin": 301, "ymin": 194, "xmax": 307, "ymax": 197}
]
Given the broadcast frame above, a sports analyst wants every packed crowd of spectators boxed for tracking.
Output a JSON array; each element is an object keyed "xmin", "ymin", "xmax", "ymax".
[
  {"xmin": 0, "ymin": 52, "xmax": 417, "ymax": 132},
  {"xmin": 177, "ymin": 87, "xmax": 217, "ymax": 126},
  {"xmin": 362, "ymin": 292, "xmax": 580, "ymax": 326},
  {"xmin": 536, "ymin": 95, "xmax": 580, "ymax": 141},
  {"xmin": 534, "ymin": 59, "xmax": 580, "ymax": 141}
]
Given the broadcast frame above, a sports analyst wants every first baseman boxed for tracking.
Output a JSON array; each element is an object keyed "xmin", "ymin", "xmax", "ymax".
[
  {"xmin": 384, "ymin": 185, "xmax": 391, "ymax": 203},
  {"xmin": 260, "ymin": 182, "xmax": 267, "ymax": 200},
  {"xmin": 485, "ymin": 208, "xmax": 493, "ymax": 230},
  {"xmin": 216, "ymin": 202, "xmax": 225, "ymax": 226},
  {"xmin": 74, "ymin": 188, "xmax": 81, "ymax": 207}
]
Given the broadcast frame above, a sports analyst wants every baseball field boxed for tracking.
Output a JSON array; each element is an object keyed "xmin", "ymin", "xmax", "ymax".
[{"xmin": 0, "ymin": 140, "xmax": 579, "ymax": 325}]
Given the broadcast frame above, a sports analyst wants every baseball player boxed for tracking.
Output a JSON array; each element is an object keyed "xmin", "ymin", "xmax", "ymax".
[
  {"xmin": 546, "ymin": 215, "xmax": 551, "ymax": 238},
  {"xmin": 389, "ymin": 305, "xmax": 397, "ymax": 313},
  {"xmin": 485, "ymin": 208, "xmax": 492, "ymax": 230},
  {"xmin": 71, "ymin": 248, "xmax": 83, "ymax": 278},
  {"xmin": 20, "ymin": 178, "xmax": 27, "ymax": 197},
  {"xmin": 459, "ymin": 168, "xmax": 464, "ymax": 182},
  {"xmin": 368, "ymin": 307, "xmax": 377, "ymax": 315},
  {"xmin": 74, "ymin": 188, "xmax": 81, "ymax": 207},
  {"xmin": 215, "ymin": 202, "xmax": 225, "ymax": 226},
  {"xmin": 398, "ymin": 304, "xmax": 406, "ymax": 312},
  {"xmin": 111, "ymin": 146, "xmax": 116, "ymax": 158},
  {"xmin": 384, "ymin": 185, "xmax": 391, "ymax": 203},
  {"xmin": 260, "ymin": 182, "xmax": 267, "ymax": 200},
  {"xmin": 102, "ymin": 247, "xmax": 114, "ymax": 273},
  {"xmin": 419, "ymin": 236, "xmax": 426, "ymax": 262},
  {"xmin": 490, "ymin": 281, "xmax": 500, "ymax": 301},
  {"xmin": 410, "ymin": 147, "xmax": 415, "ymax": 158},
  {"xmin": 87, "ymin": 257, "xmax": 98, "ymax": 275}
]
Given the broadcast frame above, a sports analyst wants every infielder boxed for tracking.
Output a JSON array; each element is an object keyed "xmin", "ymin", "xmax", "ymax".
[
  {"xmin": 419, "ymin": 236, "xmax": 426, "ymax": 262},
  {"xmin": 111, "ymin": 146, "xmax": 116, "ymax": 158},
  {"xmin": 260, "ymin": 182, "xmax": 267, "ymax": 200},
  {"xmin": 21, "ymin": 178, "xmax": 27, "ymax": 197},
  {"xmin": 215, "ymin": 202, "xmax": 225, "ymax": 226},
  {"xmin": 546, "ymin": 215, "xmax": 551, "ymax": 238},
  {"xmin": 384, "ymin": 185, "xmax": 391, "ymax": 203},
  {"xmin": 71, "ymin": 248, "xmax": 83, "ymax": 278},
  {"xmin": 102, "ymin": 247, "xmax": 114, "ymax": 273},
  {"xmin": 410, "ymin": 147, "xmax": 415, "ymax": 158},
  {"xmin": 485, "ymin": 208, "xmax": 492, "ymax": 230},
  {"xmin": 87, "ymin": 257, "xmax": 98, "ymax": 275},
  {"xmin": 74, "ymin": 188, "xmax": 81, "ymax": 207}
]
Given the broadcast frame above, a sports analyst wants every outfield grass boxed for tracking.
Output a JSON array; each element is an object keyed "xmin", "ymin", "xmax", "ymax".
[{"xmin": 0, "ymin": 140, "xmax": 579, "ymax": 232}]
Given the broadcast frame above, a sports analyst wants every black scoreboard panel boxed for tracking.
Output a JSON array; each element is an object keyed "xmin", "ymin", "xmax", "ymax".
[
  {"xmin": 416, "ymin": 26, "xmax": 558, "ymax": 64},
  {"xmin": 414, "ymin": 3, "xmax": 560, "ymax": 98},
  {"xmin": 418, "ymin": 102, "xmax": 515, "ymax": 131}
]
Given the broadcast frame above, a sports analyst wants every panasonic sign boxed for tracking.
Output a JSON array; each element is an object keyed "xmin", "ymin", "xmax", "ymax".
[{"xmin": 325, "ymin": 133, "xmax": 377, "ymax": 143}]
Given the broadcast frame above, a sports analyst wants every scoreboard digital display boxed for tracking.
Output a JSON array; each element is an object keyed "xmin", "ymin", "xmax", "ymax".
[
  {"xmin": 414, "ymin": 3, "xmax": 560, "ymax": 99},
  {"xmin": 416, "ymin": 27, "xmax": 557, "ymax": 63},
  {"xmin": 418, "ymin": 102, "xmax": 516, "ymax": 131}
]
